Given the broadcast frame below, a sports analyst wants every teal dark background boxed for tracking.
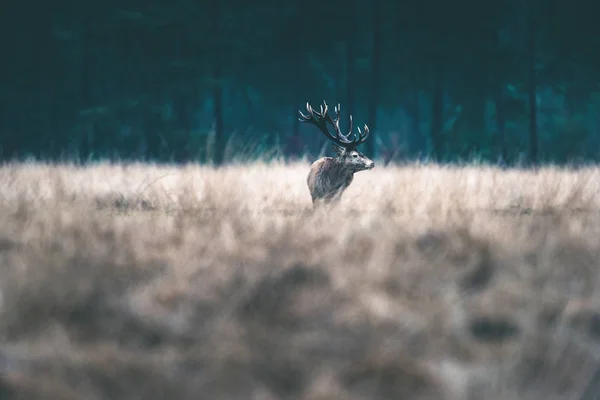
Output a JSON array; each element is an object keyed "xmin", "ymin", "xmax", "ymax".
[{"xmin": 1, "ymin": 0, "xmax": 599, "ymax": 166}]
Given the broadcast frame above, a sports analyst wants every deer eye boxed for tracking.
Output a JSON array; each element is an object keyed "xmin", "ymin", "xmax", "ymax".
[{"xmin": 352, "ymin": 154, "xmax": 358, "ymax": 158}]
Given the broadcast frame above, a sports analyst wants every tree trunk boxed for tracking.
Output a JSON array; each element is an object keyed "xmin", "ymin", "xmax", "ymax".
[
  {"xmin": 495, "ymin": 86, "xmax": 507, "ymax": 164},
  {"xmin": 80, "ymin": 28, "xmax": 94, "ymax": 161},
  {"xmin": 38, "ymin": 34, "xmax": 54, "ymax": 158},
  {"xmin": 526, "ymin": 0, "xmax": 538, "ymax": 165},
  {"xmin": 431, "ymin": 64, "xmax": 444, "ymax": 161},
  {"xmin": 366, "ymin": 0, "xmax": 381, "ymax": 158},
  {"xmin": 472, "ymin": 68, "xmax": 487, "ymax": 153},
  {"xmin": 213, "ymin": 79, "xmax": 224, "ymax": 165},
  {"xmin": 412, "ymin": 90, "xmax": 424, "ymax": 158},
  {"xmin": 405, "ymin": 62, "xmax": 425, "ymax": 159},
  {"xmin": 286, "ymin": 99, "xmax": 304, "ymax": 159},
  {"xmin": 172, "ymin": 34, "xmax": 191, "ymax": 157},
  {"xmin": 345, "ymin": 0, "xmax": 357, "ymax": 122},
  {"xmin": 211, "ymin": 0, "xmax": 225, "ymax": 165}
]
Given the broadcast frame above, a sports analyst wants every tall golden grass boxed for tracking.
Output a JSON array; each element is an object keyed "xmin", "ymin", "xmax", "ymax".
[{"xmin": 2, "ymin": 160, "xmax": 600, "ymax": 399}]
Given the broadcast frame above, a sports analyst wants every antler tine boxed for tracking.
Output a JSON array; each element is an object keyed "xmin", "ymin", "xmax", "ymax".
[
  {"xmin": 317, "ymin": 101, "xmax": 346, "ymax": 143},
  {"xmin": 356, "ymin": 124, "xmax": 370, "ymax": 145},
  {"xmin": 345, "ymin": 114, "xmax": 354, "ymax": 141},
  {"xmin": 333, "ymin": 103, "xmax": 341, "ymax": 121},
  {"xmin": 330, "ymin": 104, "xmax": 341, "ymax": 134},
  {"xmin": 324, "ymin": 103, "xmax": 348, "ymax": 142},
  {"xmin": 331, "ymin": 105, "xmax": 357, "ymax": 145},
  {"xmin": 299, "ymin": 101, "xmax": 346, "ymax": 146},
  {"xmin": 321, "ymin": 102, "xmax": 348, "ymax": 144},
  {"xmin": 298, "ymin": 102, "xmax": 312, "ymax": 121},
  {"xmin": 299, "ymin": 100, "xmax": 372, "ymax": 149}
]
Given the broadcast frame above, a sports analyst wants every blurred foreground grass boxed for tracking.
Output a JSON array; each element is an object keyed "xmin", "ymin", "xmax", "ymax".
[{"xmin": 1, "ymin": 160, "xmax": 600, "ymax": 399}]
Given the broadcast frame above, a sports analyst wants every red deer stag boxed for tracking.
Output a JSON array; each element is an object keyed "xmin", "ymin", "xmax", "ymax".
[{"xmin": 299, "ymin": 101, "xmax": 374, "ymax": 206}]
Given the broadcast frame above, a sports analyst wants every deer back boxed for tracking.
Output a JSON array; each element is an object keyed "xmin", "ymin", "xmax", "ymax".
[{"xmin": 307, "ymin": 157, "xmax": 355, "ymax": 203}]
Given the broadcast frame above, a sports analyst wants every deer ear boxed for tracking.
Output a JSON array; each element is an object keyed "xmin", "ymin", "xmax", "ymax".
[{"xmin": 332, "ymin": 144, "xmax": 345, "ymax": 155}]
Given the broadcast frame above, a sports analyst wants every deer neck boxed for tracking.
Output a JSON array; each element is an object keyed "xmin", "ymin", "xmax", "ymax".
[{"xmin": 331, "ymin": 156, "xmax": 355, "ymax": 177}]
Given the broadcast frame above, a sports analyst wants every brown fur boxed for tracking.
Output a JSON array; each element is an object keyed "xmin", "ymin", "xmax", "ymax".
[
  {"xmin": 307, "ymin": 147, "xmax": 374, "ymax": 206},
  {"xmin": 307, "ymin": 158, "xmax": 353, "ymax": 205},
  {"xmin": 298, "ymin": 101, "xmax": 374, "ymax": 206}
]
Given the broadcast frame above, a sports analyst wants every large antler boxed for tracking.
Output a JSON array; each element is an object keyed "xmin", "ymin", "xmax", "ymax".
[{"xmin": 298, "ymin": 101, "xmax": 370, "ymax": 150}]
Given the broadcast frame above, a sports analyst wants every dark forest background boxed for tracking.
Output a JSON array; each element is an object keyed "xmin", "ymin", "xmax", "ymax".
[{"xmin": 1, "ymin": 0, "xmax": 599, "ymax": 166}]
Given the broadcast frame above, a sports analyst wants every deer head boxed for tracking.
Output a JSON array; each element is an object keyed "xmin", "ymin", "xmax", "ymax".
[{"xmin": 299, "ymin": 101, "xmax": 374, "ymax": 171}]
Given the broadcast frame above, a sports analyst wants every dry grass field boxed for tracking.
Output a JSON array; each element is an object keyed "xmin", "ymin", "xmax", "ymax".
[{"xmin": 2, "ymin": 160, "xmax": 600, "ymax": 399}]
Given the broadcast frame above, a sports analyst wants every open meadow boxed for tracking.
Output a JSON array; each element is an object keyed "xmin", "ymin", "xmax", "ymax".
[{"xmin": 2, "ymin": 160, "xmax": 600, "ymax": 399}]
